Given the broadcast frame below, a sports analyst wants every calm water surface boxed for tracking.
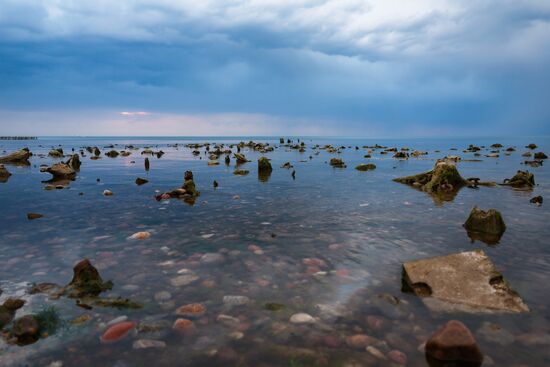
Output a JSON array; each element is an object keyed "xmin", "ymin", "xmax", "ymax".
[{"xmin": 0, "ymin": 137, "xmax": 549, "ymax": 366}]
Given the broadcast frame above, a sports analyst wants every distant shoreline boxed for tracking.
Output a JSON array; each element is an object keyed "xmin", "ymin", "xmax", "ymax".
[{"xmin": 0, "ymin": 136, "xmax": 38, "ymax": 140}]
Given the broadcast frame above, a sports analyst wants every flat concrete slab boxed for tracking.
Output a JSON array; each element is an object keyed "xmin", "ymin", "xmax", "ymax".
[{"xmin": 402, "ymin": 250, "xmax": 529, "ymax": 313}]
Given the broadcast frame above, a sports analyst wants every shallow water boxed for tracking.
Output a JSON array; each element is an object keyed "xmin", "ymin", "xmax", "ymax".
[{"xmin": 0, "ymin": 136, "xmax": 549, "ymax": 367}]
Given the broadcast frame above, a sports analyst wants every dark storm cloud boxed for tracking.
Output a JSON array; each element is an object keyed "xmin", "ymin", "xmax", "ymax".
[{"xmin": 0, "ymin": 0, "xmax": 549, "ymax": 136}]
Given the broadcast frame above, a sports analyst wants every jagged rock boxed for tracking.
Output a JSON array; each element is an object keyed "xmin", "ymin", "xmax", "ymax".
[
  {"xmin": 106, "ymin": 150, "xmax": 119, "ymax": 158},
  {"xmin": 234, "ymin": 153, "xmax": 249, "ymax": 163},
  {"xmin": 463, "ymin": 207, "xmax": 506, "ymax": 245},
  {"xmin": 425, "ymin": 320, "xmax": 483, "ymax": 367},
  {"xmin": 63, "ymin": 259, "xmax": 113, "ymax": 298},
  {"xmin": 93, "ymin": 147, "xmax": 101, "ymax": 156},
  {"xmin": 225, "ymin": 155, "xmax": 230, "ymax": 165},
  {"xmin": 393, "ymin": 160, "xmax": 466, "ymax": 201},
  {"xmin": 135, "ymin": 177, "xmax": 149, "ymax": 185},
  {"xmin": 182, "ymin": 170, "xmax": 200, "ymax": 197},
  {"xmin": 355, "ymin": 163, "xmax": 376, "ymax": 171},
  {"xmin": 213, "ymin": 180, "xmax": 218, "ymax": 188},
  {"xmin": 67, "ymin": 154, "xmax": 81, "ymax": 170},
  {"xmin": 501, "ymin": 170, "xmax": 535, "ymax": 188},
  {"xmin": 329, "ymin": 158, "xmax": 345, "ymax": 167},
  {"xmin": 526, "ymin": 143, "xmax": 537, "ymax": 149},
  {"xmin": 402, "ymin": 250, "xmax": 529, "ymax": 313},
  {"xmin": 0, "ymin": 148, "xmax": 31, "ymax": 164},
  {"xmin": 530, "ymin": 196, "xmax": 543, "ymax": 205},
  {"xmin": 145, "ymin": 157, "xmax": 150, "ymax": 171},
  {"xmin": 0, "ymin": 164, "xmax": 11, "ymax": 183},
  {"xmin": 40, "ymin": 162, "xmax": 76, "ymax": 180},
  {"xmin": 534, "ymin": 152, "xmax": 547, "ymax": 160}
]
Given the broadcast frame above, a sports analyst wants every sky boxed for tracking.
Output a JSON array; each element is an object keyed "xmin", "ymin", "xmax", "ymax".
[{"xmin": 0, "ymin": 0, "xmax": 549, "ymax": 137}]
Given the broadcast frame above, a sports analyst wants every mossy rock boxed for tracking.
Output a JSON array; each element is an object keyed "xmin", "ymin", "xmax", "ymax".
[
  {"xmin": 463, "ymin": 206, "xmax": 506, "ymax": 244},
  {"xmin": 330, "ymin": 158, "xmax": 345, "ymax": 167},
  {"xmin": 48, "ymin": 149, "xmax": 64, "ymax": 158},
  {"xmin": 0, "ymin": 148, "xmax": 32, "ymax": 164},
  {"xmin": 67, "ymin": 154, "xmax": 81, "ymax": 170},
  {"xmin": 355, "ymin": 163, "xmax": 376, "ymax": 171},
  {"xmin": 394, "ymin": 161, "xmax": 465, "ymax": 192},
  {"xmin": 502, "ymin": 170, "xmax": 535, "ymax": 188},
  {"xmin": 105, "ymin": 150, "xmax": 119, "ymax": 158},
  {"xmin": 63, "ymin": 259, "xmax": 113, "ymax": 298},
  {"xmin": 234, "ymin": 153, "xmax": 249, "ymax": 163},
  {"xmin": 258, "ymin": 157, "xmax": 272, "ymax": 173},
  {"xmin": 183, "ymin": 179, "xmax": 200, "ymax": 197}
]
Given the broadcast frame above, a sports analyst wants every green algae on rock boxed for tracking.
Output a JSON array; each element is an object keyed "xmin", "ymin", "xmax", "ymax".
[
  {"xmin": 182, "ymin": 170, "xmax": 200, "ymax": 197},
  {"xmin": 501, "ymin": 170, "xmax": 535, "ymax": 188},
  {"xmin": 63, "ymin": 259, "xmax": 113, "ymax": 298},
  {"xmin": 393, "ymin": 160, "xmax": 468, "ymax": 202}
]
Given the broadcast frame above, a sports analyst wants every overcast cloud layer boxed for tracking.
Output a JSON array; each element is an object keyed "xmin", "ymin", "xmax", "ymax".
[{"xmin": 0, "ymin": 0, "xmax": 549, "ymax": 136}]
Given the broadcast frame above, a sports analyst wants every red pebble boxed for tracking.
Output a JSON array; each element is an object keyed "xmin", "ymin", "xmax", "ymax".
[
  {"xmin": 100, "ymin": 321, "xmax": 136, "ymax": 343},
  {"xmin": 302, "ymin": 258, "xmax": 326, "ymax": 267},
  {"xmin": 388, "ymin": 350, "xmax": 407, "ymax": 365}
]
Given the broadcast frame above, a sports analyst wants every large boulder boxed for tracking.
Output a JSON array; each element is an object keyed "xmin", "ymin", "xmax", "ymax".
[
  {"xmin": 501, "ymin": 170, "xmax": 534, "ymax": 188},
  {"xmin": 182, "ymin": 170, "xmax": 200, "ymax": 197},
  {"xmin": 425, "ymin": 320, "xmax": 483, "ymax": 367},
  {"xmin": 463, "ymin": 207, "xmax": 506, "ymax": 245},
  {"xmin": 63, "ymin": 259, "xmax": 113, "ymax": 298},
  {"xmin": 394, "ymin": 160, "xmax": 466, "ymax": 193},
  {"xmin": 402, "ymin": 250, "xmax": 529, "ymax": 313},
  {"xmin": 0, "ymin": 164, "xmax": 11, "ymax": 183},
  {"xmin": 0, "ymin": 148, "xmax": 31, "ymax": 164},
  {"xmin": 258, "ymin": 157, "xmax": 272, "ymax": 182},
  {"xmin": 41, "ymin": 162, "xmax": 76, "ymax": 180},
  {"xmin": 258, "ymin": 157, "xmax": 272, "ymax": 173}
]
